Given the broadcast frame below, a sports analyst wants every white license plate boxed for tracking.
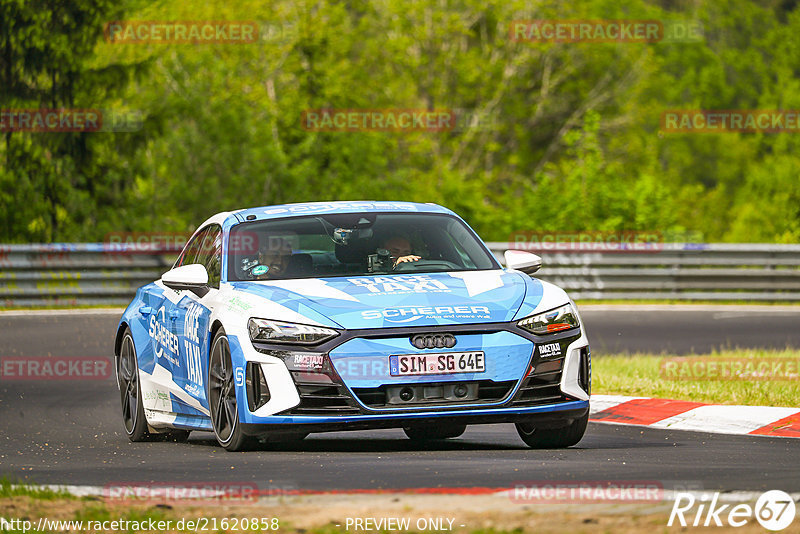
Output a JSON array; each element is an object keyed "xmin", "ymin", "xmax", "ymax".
[{"xmin": 389, "ymin": 352, "xmax": 485, "ymax": 376}]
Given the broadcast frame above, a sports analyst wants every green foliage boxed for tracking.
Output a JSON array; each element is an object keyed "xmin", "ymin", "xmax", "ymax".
[
  {"xmin": 0, "ymin": 0, "xmax": 148, "ymax": 241},
  {"xmin": 1, "ymin": 0, "xmax": 800, "ymax": 242}
]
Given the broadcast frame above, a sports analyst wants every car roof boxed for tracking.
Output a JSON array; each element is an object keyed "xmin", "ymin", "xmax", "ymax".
[{"xmin": 228, "ymin": 201, "xmax": 455, "ymax": 224}]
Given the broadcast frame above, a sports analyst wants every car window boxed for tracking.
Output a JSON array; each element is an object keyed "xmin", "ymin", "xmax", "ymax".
[
  {"xmin": 226, "ymin": 212, "xmax": 499, "ymax": 281},
  {"xmin": 175, "ymin": 227, "xmax": 209, "ymax": 268},
  {"xmin": 196, "ymin": 225, "xmax": 222, "ymax": 288}
]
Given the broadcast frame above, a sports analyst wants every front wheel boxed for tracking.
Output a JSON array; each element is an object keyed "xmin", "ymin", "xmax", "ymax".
[
  {"xmin": 515, "ymin": 412, "xmax": 588, "ymax": 449},
  {"xmin": 209, "ymin": 328, "xmax": 257, "ymax": 451}
]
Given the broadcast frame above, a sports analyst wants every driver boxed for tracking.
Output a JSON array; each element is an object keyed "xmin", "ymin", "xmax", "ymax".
[
  {"xmin": 383, "ymin": 236, "xmax": 421, "ymax": 266},
  {"xmin": 253, "ymin": 237, "xmax": 292, "ymax": 280}
]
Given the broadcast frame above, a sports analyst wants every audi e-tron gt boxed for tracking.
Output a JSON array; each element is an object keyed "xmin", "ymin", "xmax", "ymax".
[{"xmin": 114, "ymin": 201, "xmax": 591, "ymax": 450}]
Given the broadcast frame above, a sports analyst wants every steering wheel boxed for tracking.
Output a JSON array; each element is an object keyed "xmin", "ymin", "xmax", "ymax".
[{"xmin": 392, "ymin": 259, "xmax": 461, "ymax": 272}]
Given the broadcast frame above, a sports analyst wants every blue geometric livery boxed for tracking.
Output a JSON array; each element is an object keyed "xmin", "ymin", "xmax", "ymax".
[{"xmin": 114, "ymin": 201, "xmax": 590, "ymax": 450}]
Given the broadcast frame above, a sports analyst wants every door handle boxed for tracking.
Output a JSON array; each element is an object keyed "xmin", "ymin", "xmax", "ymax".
[{"xmin": 139, "ymin": 306, "xmax": 152, "ymax": 316}]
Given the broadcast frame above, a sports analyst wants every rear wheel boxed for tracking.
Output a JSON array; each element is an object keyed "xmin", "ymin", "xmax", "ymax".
[
  {"xmin": 403, "ymin": 423, "xmax": 466, "ymax": 441},
  {"xmin": 209, "ymin": 328, "xmax": 257, "ymax": 451},
  {"xmin": 118, "ymin": 329, "xmax": 193, "ymax": 443},
  {"xmin": 118, "ymin": 329, "xmax": 150, "ymax": 442},
  {"xmin": 515, "ymin": 412, "xmax": 588, "ymax": 449}
]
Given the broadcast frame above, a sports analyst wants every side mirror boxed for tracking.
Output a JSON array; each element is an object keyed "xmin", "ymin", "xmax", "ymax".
[
  {"xmin": 162, "ymin": 264, "xmax": 210, "ymax": 297},
  {"xmin": 504, "ymin": 250, "xmax": 542, "ymax": 275}
]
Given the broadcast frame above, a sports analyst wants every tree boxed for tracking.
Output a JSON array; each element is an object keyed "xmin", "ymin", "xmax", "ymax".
[{"xmin": 0, "ymin": 0, "xmax": 148, "ymax": 241}]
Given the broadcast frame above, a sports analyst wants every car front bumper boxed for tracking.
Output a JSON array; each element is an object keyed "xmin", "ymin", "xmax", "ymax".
[
  {"xmin": 229, "ymin": 321, "xmax": 591, "ymax": 431},
  {"xmin": 239, "ymin": 400, "xmax": 589, "ymax": 434}
]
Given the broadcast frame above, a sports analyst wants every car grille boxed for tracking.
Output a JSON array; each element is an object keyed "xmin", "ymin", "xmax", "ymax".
[
  {"xmin": 352, "ymin": 379, "xmax": 516, "ymax": 409},
  {"xmin": 510, "ymin": 357, "xmax": 568, "ymax": 406}
]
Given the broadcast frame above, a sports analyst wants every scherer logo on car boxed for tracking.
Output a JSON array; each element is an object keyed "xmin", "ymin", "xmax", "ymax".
[
  {"xmin": 148, "ymin": 307, "xmax": 180, "ymax": 367},
  {"xmin": 362, "ymin": 305, "xmax": 491, "ymax": 323}
]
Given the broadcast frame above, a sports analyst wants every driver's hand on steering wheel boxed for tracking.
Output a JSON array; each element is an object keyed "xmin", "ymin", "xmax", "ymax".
[{"xmin": 394, "ymin": 255, "xmax": 421, "ymax": 265}]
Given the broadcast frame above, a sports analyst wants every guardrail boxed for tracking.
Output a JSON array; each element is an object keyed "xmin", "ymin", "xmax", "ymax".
[
  {"xmin": 1, "ymin": 242, "xmax": 799, "ymax": 307},
  {"xmin": 0, "ymin": 243, "xmax": 179, "ymax": 307},
  {"xmin": 487, "ymin": 242, "xmax": 800, "ymax": 301}
]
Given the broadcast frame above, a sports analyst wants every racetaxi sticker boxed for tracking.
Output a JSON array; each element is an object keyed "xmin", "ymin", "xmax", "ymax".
[
  {"xmin": 293, "ymin": 354, "xmax": 324, "ymax": 370},
  {"xmin": 348, "ymin": 275, "xmax": 450, "ymax": 295},
  {"xmin": 538, "ymin": 342, "xmax": 562, "ymax": 358},
  {"xmin": 183, "ymin": 303, "xmax": 204, "ymax": 395}
]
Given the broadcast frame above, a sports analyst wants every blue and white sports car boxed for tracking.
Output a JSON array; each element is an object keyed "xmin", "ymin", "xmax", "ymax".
[{"xmin": 115, "ymin": 201, "xmax": 590, "ymax": 450}]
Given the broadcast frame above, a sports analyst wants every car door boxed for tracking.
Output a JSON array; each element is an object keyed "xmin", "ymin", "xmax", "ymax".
[
  {"xmin": 169, "ymin": 225, "xmax": 222, "ymax": 414},
  {"xmin": 151, "ymin": 227, "xmax": 209, "ymax": 411}
]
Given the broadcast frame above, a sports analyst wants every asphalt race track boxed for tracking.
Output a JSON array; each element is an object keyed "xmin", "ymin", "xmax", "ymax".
[{"xmin": 1, "ymin": 307, "xmax": 799, "ymax": 491}]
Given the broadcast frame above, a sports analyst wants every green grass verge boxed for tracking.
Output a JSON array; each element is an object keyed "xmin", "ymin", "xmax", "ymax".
[
  {"xmin": 0, "ymin": 478, "xmax": 73, "ymax": 500},
  {"xmin": 593, "ymin": 348, "xmax": 800, "ymax": 406}
]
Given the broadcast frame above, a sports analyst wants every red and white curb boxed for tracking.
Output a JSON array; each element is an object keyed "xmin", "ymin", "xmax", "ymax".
[{"xmin": 590, "ymin": 394, "xmax": 800, "ymax": 438}]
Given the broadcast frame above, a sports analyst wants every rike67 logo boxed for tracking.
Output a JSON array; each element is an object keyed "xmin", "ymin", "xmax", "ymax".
[{"xmin": 669, "ymin": 490, "xmax": 796, "ymax": 530}]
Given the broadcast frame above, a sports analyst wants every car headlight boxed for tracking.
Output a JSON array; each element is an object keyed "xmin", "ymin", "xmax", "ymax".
[
  {"xmin": 517, "ymin": 303, "xmax": 580, "ymax": 335},
  {"xmin": 247, "ymin": 318, "xmax": 338, "ymax": 345}
]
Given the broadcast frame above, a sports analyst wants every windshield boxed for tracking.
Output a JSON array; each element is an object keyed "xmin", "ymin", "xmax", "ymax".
[{"xmin": 226, "ymin": 212, "xmax": 499, "ymax": 281}]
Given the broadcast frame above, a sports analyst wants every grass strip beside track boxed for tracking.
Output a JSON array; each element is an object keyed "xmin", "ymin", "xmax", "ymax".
[
  {"xmin": 593, "ymin": 348, "xmax": 800, "ymax": 406},
  {"xmin": 0, "ymin": 488, "xmax": 772, "ymax": 533}
]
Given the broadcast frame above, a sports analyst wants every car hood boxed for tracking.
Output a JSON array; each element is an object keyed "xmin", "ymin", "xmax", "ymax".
[{"xmin": 229, "ymin": 270, "xmax": 542, "ymax": 329}]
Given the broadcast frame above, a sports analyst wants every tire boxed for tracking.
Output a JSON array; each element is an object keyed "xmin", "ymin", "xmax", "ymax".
[
  {"xmin": 118, "ymin": 329, "xmax": 193, "ymax": 443},
  {"xmin": 515, "ymin": 412, "xmax": 588, "ymax": 449},
  {"xmin": 118, "ymin": 329, "xmax": 154, "ymax": 442},
  {"xmin": 403, "ymin": 423, "xmax": 466, "ymax": 441},
  {"xmin": 209, "ymin": 328, "xmax": 257, "ymax": 451}
]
